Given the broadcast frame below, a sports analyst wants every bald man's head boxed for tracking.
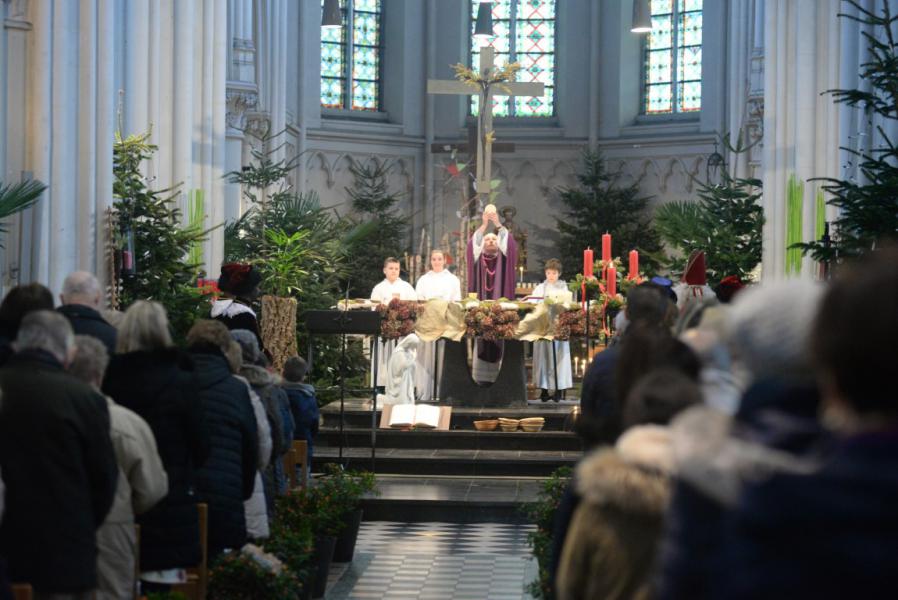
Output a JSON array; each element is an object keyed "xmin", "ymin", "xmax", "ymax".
[
  {"xmin": 483, "ymin": 233, "xmax": 500, "ymax": 256},
  {"xmin": 61, "ymin": 271, "xmax": 102, "ymax": 309}
]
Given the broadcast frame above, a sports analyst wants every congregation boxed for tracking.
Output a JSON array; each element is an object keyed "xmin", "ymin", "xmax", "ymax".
[{"xmin": 0, "ymin": 268, "xmax": 319, "ymax": 600}]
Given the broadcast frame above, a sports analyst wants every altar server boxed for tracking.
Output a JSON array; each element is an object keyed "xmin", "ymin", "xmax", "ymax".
[
  {"xmin": 531, "ymin": 259, "xmax": 573, "ymax": 401},
  {"xmin": 414, "ymin": 250, "xmax": 461, "ymax": 401},
  {"xmin": 370, "ymin": 257, "xmax": 417, "ymax": 387}
]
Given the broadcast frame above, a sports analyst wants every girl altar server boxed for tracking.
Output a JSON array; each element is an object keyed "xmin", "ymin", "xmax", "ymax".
[{"xmin": 414, "ymin": 250, "xmax": 461, "ymax": 401}]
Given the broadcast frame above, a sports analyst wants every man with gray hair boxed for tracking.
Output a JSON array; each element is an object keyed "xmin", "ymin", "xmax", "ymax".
[
  {"xmin": 0, "ymin": 311, "xmax": 118, "ymax": 599},
  {"xmin": 58, "ymin": 271, "xmax": 117, "ymax": 355}
]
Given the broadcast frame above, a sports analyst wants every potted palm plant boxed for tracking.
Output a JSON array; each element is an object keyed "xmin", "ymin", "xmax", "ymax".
[{"xmin": 255, "ymin": 228, "xmax": 325, "ymax": 371}]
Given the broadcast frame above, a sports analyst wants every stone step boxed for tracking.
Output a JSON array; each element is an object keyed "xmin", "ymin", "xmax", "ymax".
[
  {"xmin": 358, "ymin": 475, "xmax": 547, "ymax": 524},
  {"xmin": 321, "ymin": 399, "xmax": 579, "ymax": 432},
  {"xmin": 314, "ymin": 446, "xmax": 578, "ymax": 478},
  {"xmin": 319, "ymin": 427, "xmax": 582, "ymax": 452}
]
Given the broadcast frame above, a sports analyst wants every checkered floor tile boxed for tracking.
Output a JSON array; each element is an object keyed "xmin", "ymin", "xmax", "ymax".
[{"xmin": 326, "ymin": 522, "xmax": 537, "ymax": 599}]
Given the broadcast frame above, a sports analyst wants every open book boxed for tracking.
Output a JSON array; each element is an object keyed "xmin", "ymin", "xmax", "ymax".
[{"xmin": 380, "ymin": 404, "xmax": 452, "ymax": 430}]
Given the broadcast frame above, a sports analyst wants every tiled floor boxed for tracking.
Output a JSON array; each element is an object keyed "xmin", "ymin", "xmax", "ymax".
[{"xmin": 326, "ymin": 521, "xmax": 537, "ymax": 599}]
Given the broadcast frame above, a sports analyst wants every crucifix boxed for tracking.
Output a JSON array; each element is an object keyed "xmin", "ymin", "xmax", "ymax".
[{"xmin": 427, "ymin": 46, "xmax": 545, "ymax": 205}]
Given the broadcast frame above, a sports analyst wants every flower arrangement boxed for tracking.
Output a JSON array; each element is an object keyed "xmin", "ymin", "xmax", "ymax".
[
  {"xmin": 317, "ymin": 464, "xmax": 378, "ymax": 517},
  {"xmin": 451, "ymin": 61, "xmax": 521, "ymax": 94},
  {"xmin": 552, "ymin": 306, "xmax": 604, "ymax": 340},
  {"xmin": 465, "ymin": 302, "xmax": 521, "ymax": 340},
  {"xmin": 377, "ymin": 298, "xmax": 418, "ymax": 339},
  {"xmin": 207, "ymin": 549, "xmax": 302, "ymax": 600}
]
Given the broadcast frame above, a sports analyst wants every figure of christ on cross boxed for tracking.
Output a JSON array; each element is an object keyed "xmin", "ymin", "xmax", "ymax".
[{"xmin": 427, "ymin": 46, "xmax": 545, "ymax": 205}]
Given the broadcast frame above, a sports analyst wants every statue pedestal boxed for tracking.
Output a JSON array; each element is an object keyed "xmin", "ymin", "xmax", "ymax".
[{"xmin": 438, "ymin": 340, "xmax": 527, "ymax": 408}]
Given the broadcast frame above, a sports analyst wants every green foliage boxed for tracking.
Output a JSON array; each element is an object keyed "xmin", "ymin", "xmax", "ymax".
[
  {"xmin": 797, "ymin": 0, "xmax": 898, "ymax": 261},
  {"xmin": 208, "ymin": 551, "xmax": 302, "ymax": 600},
  {"xmin": 225, "ymin": 131, "xmax": 375, "ymax": 401},
  {"xmin": 113, "ymin": 131, "xmax": 208, "ymax": 340},
  {"xmin": 256, "ymin": 228, "xmax": 320, "ymax": 298},
  {"xmin": 264, "ymin": 521, "xmax": 315, "ymax": 586},
  {"xmin": 524, "ymin": 466, "xmax": 573, "ymax": 600},
  {"xmin": 655, "ymin": 148, "xmax": 764, "ymax": 285},
  {"xmin": 344, "ymin": 159, "xmax": 410, "ymax": 296},
  {"xmin": 0, "ymin": 179, "xmax": 46, "ymax": 247},
  {"xmin": 318, "ymin": 463, "xmax": 378, "ymax": 515},
  {"xmin": 556, "ymin": 149, "xmax": 663, "ymax": 277}
]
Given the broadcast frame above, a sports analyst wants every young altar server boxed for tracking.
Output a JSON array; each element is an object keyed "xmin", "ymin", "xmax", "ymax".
[
  {"xmin": 531, "ymin": 259, "xmax": 573, "ymax": 402},
  {"xmin": 414, "ymin": 249, "xmax": 462, "ymax": 401},
  {"xmin": 370, "ymin": 257, "xmax": 417, "ymax": 387}
]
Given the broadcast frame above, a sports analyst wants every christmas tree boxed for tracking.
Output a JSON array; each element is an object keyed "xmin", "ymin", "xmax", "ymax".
[
  {"xmin": 344, "ymin": 159, "xmax": 409, "ymax": 296},
  {"xmin": 556, "ymin": 148, "xmax": 663, "ymax": 276},
  {"xmin": 112, "ymin": 130, "xmax": 207, "ymax": 338},
  {"xmin": 654, "ymin": 156, "xmax": 764, "ymax": 285},
  {"xmin": 798, "ymin": 0, "xmax": 898, "ymax": 261}
]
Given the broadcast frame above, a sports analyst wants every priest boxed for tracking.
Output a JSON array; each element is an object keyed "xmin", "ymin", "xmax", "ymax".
[
  {"xmin": 466, "ymin": 205, "xmax": 518, "ymax": 383},
  {"xmin": 467, "ymin": 205, "xmax": 518, "ymax": 300},
  {"xmin": 414, "ymin": 249, "xmax": 462, "ymax": 401}
]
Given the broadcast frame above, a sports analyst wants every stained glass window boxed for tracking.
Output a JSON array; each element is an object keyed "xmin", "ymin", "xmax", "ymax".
[
  {"xmin": 470, "ymin": 0, "xmax": 556, "ymax": 118},
  {"xmin": 644, "ymin": 0, "xmax": 702, "ymax": 115},
  {"xmin": 320, "ymin": 0, "xmax": 382, "ymax": 111}
]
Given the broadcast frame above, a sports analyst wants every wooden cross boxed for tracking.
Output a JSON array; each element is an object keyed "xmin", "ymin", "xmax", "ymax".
[{"xmin": 427, "ymin": 47, "xmax": 544, "ymax": 203}]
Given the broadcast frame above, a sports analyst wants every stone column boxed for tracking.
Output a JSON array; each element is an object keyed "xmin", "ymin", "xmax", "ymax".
[
  {"xmin": 226, "ymin": 0, "xmax": 258, "ymax": 223},
  {"xmin": 761, "ymin": 0, "xmax": 843, "ymax": 280}
]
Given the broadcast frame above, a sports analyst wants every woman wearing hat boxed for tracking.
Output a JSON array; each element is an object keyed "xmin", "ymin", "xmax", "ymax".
[{"xmin": 211, "ymin": 263, "xmax": 265, "ymax": 353}]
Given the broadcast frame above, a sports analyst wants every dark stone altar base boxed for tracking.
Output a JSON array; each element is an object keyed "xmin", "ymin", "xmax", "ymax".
[{"xmin": 438, "ymin": 340, "xmax": 527, "ymax": 408}]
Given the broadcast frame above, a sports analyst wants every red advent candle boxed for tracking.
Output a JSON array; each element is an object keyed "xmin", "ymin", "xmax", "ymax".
[
  {"xmin": 601, "ymin": 233, "xmax": 612, "ymax": 263},
  {"xmin": 583, "ymin": 248, "xmax": 594, "ymax": 278},
  {"xmin": 629, "ymin": 250, "xmax": 639, "ymax": 279},
  {"xmin": 607, "ymin": 266, "xmax": 617, "ymax": 297}
]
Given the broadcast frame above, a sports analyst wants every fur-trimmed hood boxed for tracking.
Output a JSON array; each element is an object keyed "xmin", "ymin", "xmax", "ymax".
[
  {"xmin": 575, "ymin": 425, "xmax": 674, "ymax": 515},
  {"xmin": 240, "ymin": 363, "xmax": 280, "ymax": 388}
]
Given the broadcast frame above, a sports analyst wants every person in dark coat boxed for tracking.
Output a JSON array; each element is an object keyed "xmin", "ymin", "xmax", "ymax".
[
  {"xmin": 211, "ymin": 263, "xmax": 264, "ymax": 353},
  {"xmin": 717, "ymin": 248, "xmax": 898, "ymax": 599},
  {"xmin": 282, "ymin": 356, "xmax": 320, "ymax": 469},
  {"xmin": 0, "ymin": 283, "xmax": 54, "ymax": 366},
  {"xmin": 186, "ymin": 320, "xmax": 259, "ymax": 559},
  {"xmin": 0, "ymin": 311, "xmax": 118, "ymax": 596},
  {"xmin": 230, "ymin": 329, "xmax": 293, "ymax": 509},
  {"xmin": 57, "ymin": 271, "xmax": 117, "ymax": 355},
  {"xmin": 102, "ymin": 301, "xmax": 209, "ymax": 587}
]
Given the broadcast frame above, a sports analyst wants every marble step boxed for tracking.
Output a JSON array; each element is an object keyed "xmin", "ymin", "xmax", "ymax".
[
  {"xmin": 319, "ymin": 427, "xmax": 582, "ymax": 452},
  {"xmin": 357, "ymin": 475, "xmax": 549, "ymax": 524},
  {"xmin": 314, "ymin": 446, "xmax": 578, "ymax": 478}
]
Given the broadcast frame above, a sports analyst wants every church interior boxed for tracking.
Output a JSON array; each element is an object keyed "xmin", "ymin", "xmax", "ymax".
[{"xmin": 0, "ymin": 0, "xmax": 897, "ymax": 598}]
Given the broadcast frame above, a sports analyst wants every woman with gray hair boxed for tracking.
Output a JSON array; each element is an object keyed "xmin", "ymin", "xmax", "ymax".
[
  {"xmin": 102, "ymin": 301, "xmax": 210, "ymax": 591},
  {"xmin": 71, "ymin": 335, "xmax": 167, "ymax": 600}
]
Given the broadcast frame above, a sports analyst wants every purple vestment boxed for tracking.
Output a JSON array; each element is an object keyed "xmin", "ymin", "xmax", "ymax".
[
  {"xmin": 466, "ymin": 229, "xmax": 519, "ymax": 300},
  {"xmin": 466, "ymin": 230, "xmax": 519, "ymax": 369}
]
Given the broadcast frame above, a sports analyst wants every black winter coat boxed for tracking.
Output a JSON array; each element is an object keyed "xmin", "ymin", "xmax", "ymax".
[
  {"xmin": 0, "ymin": 351, "xmax": 118, "ymax": 593},
  {"xmin": 102, "ymin": 348, "xmax": 210, "ymax": 571},
  {"xmin": 190, "ymin": 349, "xmax": 259, "ymax": 557},
  {"xmin": 57, "ymin": 304, "xmax": 117, "ymax": 356}
]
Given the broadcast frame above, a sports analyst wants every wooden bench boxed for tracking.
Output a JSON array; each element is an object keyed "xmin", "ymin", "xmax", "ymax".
[{"xmin": 285, "ymin": 440, "xmax": 309, "ymax": 490}]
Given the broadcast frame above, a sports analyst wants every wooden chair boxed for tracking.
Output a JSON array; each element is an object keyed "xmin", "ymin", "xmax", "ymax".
[
  {"xmin": 284, "ymin": 446, "xmax": 298, "ymax": 490},
  {"xmin": 172, "ymin": 503, "xmax": 208, "ymax": 600},
  {"xmin": 293, "ymin": 440, "xmax": 309, "ymax": 489},
  {"xmin": 10, "ymin": 584, "xmax": 32, "ymax": 600}
]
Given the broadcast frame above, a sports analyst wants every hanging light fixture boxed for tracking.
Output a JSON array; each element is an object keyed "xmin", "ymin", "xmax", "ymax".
[
  {"xmin": 322, "ymin": 0, "xmax": 341, "ymax": 28},
  {"xmin": 631, "ymin": 0, "xmax": 652, "ymax": 33},
  {"xmin": 474, "ymin": 1, "xmax": 494, "ymax": 41},
  {"xmin": 706, "ymin": 140, "xmax": 726, "ymax": 186}
]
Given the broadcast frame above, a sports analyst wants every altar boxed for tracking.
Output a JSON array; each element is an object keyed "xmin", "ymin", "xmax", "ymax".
[{"xmin": 438, "ymin": 340, "xmax": 527, "ymax": 408}]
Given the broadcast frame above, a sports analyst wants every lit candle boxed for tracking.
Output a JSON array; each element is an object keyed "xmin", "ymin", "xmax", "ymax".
[
  {"xmin": 601, "ymin": 233, "xmax": 612, "ymax": 263},
  {"xmin": 519, "ymin": 265, "xmax": 524, "ymax": 285},
  {"xmin": 628, "ymin": 250, "xmax": 639, "ymax": 280},
  {"xmin": 583, "ymin": 248, "xmax": 594, "ymax": 278},
  {"xmin": 607, "ymin": 265, "xmax": 617, "ymax": 297}
]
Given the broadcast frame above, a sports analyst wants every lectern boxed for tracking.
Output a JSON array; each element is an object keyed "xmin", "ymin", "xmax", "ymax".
[{"xmin": 302, "ymin": 309, "xmax": 382, "ymax": 470}]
